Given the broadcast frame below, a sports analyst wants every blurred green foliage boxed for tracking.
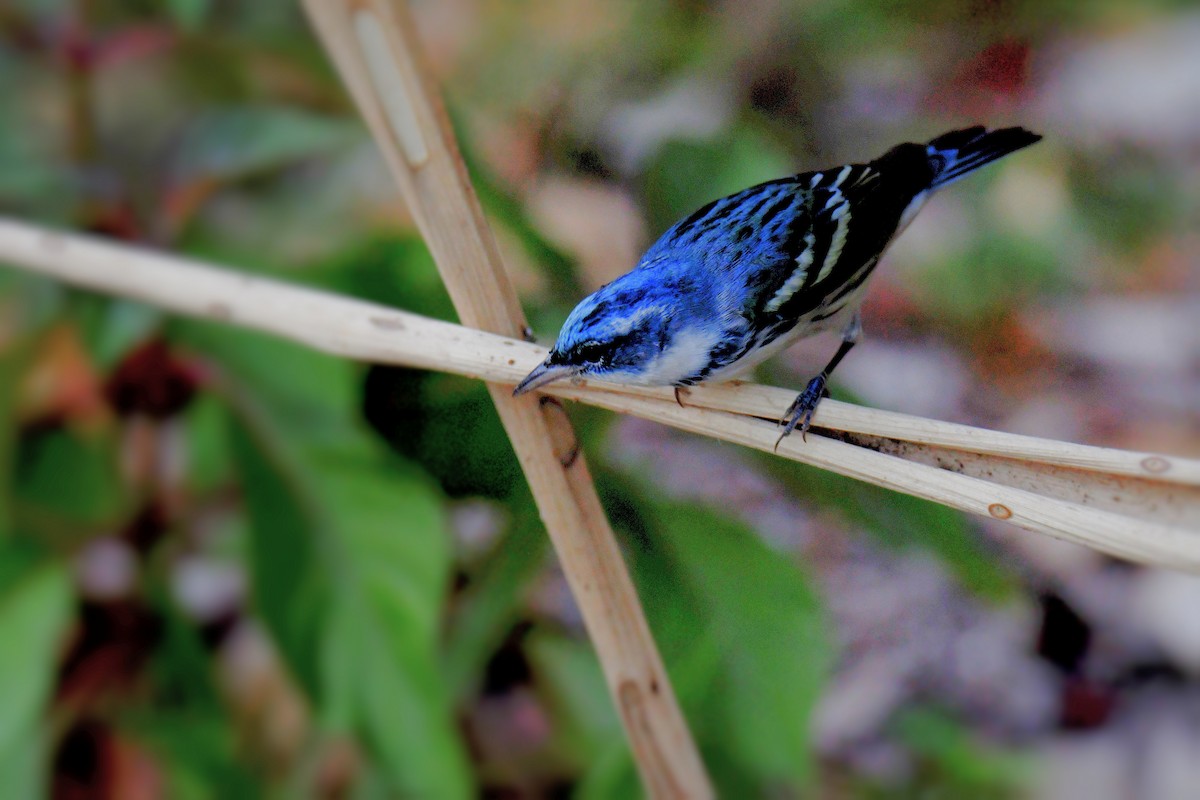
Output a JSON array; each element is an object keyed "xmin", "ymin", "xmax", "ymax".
[
  {"xmin": 5, "ymin": 0, "xmax": 1187, "ymax": 796},
  {"xmin": 890, "ymin": 708, "xmax": 1033, "ymax": 798},
  {"xmin": 0, "ymin": 545, "xmax": 72, "ymax": 798},
  {"xmin": 641, "ymin": 127, "xmax": 795, "ymax": 233}
]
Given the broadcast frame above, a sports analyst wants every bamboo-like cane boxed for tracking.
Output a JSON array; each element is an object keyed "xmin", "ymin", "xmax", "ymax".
[
  {"xmin": 2, "ymin": 217, "xmax": 1197, "ymax": 570},
  {"xmin": 297, "ymin": 2, "xmax": 712, "ymax": 796}
]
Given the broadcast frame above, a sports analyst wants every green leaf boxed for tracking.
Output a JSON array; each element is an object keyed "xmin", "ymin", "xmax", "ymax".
[
  {"xmin": 364, "ymin": 366, "xmax": 524, "ymax": 501},
  {"xmin": 14, "ymin": 427, "xmax": 130, "ymax": 532},
  {"xmin": 0, "ymin": 544, "xmax": 74, "ymax": 798},
  {"xmin": 572, "ymin": 734, "xmax": 643, "ymax": 800},
  {"xmin": 0, "ymin": 53, "xmax": 72, "ymax": 218},
  {"xmin": 227, "ymin": 398, "xmax": 471, "ymax": 797},
  {"xmin": 893, "ymin": 707, "xmax": 1032, "ymax": 795},
  {"xmin": 0, "ymin": 341, "xmax": 31, "ymax": 539},
  {"xmin": 915, "ymin": 229, "xmax": 1064, "ymax": 325},
  {"xmin": 310, "ymin": 235, "xmax": 456, "ymax": 322},
  {"xmin": 226, "ymin": 407, "xmax": 327, "ymax": 690},
  {"xmin": 443, "ymin": 507, "xmax": 548, "ymax": 699},
  {"xmin": 171, "ymin": 319, "xmax": 356, "ymax": 440},
  {"xmin": 127, "ymin": 587, "xmax": 263, "ymax": 800},
  {"xmin": 181, "ymin": 394, "xmax": 234, "ymax": 495},
  {"xmin": 585, "ymin": 474, "xmax": 830, "ymax": 795},
  {"xmin": 526, "ymin": 630, "xmax": 622, "ymax": 765},
  {"xmin": 757, "ymin": 454, "xmax": 1015, "ymax": 599},
  {"xmin": 125, "ymin": 711, "xmax": 262, "ymax": 800},
  {"xmin": 165, "ymin": 0, "xmax": 211, "ymax": 31},
  {"xmin": 172, "ymin": 106, "xmax": 360, "ymax": 186},
  {"xmin": 642, "ymin": 125, "xmax": 794, "ymax": 234},
  {"xmin": 74, "ymin": 297, "xmax": 164, "ymax": 370},
  {"xmin": 654, "ymin": 501, "xmax": 830, "ymax": 788}
]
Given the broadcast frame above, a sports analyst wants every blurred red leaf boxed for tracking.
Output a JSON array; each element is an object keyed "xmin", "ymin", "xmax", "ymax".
[
  {"xmin": 966, "ymin": 310, "xmax": 1055, "ymax": 390},
  {"xmin": 83, "ymin": 202, "xmax": 142, "ymax": 243},
  {"xmin": 93, "ymin": 25, "xmax": 177, "ymax": 71},
  {"xmin": 57, "ymin": 599, "xmax": 161, "ymax": 713},
  {"xmin": 927, "ymin": 38, "xmax": 1032, "ymax": 115},
  {"xmin": 1059, "ymin": 676, "xmax": 1116, "ymax": 730},
  {"xmin": 53, "ymin": 719, "xmax": 163, "ymax": 800},
  {"xmin": 105, "ymin": 338, "xmax": 201, "ymax": 420}
]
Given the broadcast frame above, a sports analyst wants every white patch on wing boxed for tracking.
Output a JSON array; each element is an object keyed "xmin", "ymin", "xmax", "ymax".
[
  {"xmin": 763, "ymin": 231, "xmax": 816, "ymax": 313},
  {"xmin": 815, "ymin": 202, "xmax": 852, "ymax": 283},
  {"xmin": 854, "ymin": 167, "xmax": 880, "ymax": 188},
  {"xmin": 831, "ymin": 164, "xmax": 852, "ymax": 188}
]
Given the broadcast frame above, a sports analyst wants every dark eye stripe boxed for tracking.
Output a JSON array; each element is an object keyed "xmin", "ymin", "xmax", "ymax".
[
  {"xmin": 570, "ymin": 318, "xmax": 657, "ymax": 367},
  {"xmin": 575, "ymin": 341, "xmax": 607, "ymax": 362}
]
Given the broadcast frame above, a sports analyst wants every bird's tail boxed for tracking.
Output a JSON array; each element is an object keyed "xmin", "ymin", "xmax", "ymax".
[{"xmin": 924, "ymin": 126, "xmax": 1042, "ymax": 190}]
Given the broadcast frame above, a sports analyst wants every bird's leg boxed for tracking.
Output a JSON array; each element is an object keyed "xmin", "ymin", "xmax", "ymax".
[{"xmin": 777, "ymin": 313, "xmax": 861, "ymax": 447}]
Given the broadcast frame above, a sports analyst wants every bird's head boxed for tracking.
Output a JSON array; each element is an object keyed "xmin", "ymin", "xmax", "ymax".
[{"xmin": 513, "ymin": 279, "xmax": 671, "ymax": 396}]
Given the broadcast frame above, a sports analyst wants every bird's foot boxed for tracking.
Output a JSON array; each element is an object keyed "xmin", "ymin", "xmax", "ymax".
[
  {"xmin": 673, "ymin": 386, "xmax": 691, "ymax": 408},
  {"xmin": 775, "ymin": 373, "xmax": 829, "ymax": 450}
]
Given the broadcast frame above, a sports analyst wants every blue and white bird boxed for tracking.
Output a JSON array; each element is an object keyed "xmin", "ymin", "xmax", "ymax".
[{"xmin": 514, "ymin": 126, "xmax": 1041, "ymax": 440}]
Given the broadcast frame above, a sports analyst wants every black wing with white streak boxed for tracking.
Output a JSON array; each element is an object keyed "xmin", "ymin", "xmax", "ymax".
[{"xmin": 748, "ymin": 162, "xmax": 903, "ymax": 329}]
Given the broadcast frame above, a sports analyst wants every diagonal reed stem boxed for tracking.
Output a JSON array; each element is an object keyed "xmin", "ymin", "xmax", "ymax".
[{"xmin": 298, "ymin": 1, "xmax": 712, "ymax": 796}]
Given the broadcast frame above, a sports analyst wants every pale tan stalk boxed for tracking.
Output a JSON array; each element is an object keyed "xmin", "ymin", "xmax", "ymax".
[
  {"xmin": 2, "ymin": 217, "xmax": 1197, "ymax": 572},
  {"xmin": 298, "ymin": 2, "xmax": 711, "ymax": 796}
]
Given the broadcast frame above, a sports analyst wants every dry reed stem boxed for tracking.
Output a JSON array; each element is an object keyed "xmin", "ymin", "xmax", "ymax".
[
  {"xmin": 299, "ymin": 2, "xmax": 711, "ymax": 796},
  {"xmin": 1, "ymin": 216, "xmax": 1198, "ymax": 573}
]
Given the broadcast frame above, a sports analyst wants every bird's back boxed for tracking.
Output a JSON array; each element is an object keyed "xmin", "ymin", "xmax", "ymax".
[
  {"xmin": 634, "ymin": 163, "xmax": 907, "ymax": 382},
  {"xmin": 628, "ymin": 126, "xmax": 1040, "ymax": 384}
]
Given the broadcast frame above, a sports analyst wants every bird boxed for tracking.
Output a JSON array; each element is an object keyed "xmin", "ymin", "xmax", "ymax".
[{"xmin": 513, "ymin": 126, "xmax": 1042, "ymax": 442}]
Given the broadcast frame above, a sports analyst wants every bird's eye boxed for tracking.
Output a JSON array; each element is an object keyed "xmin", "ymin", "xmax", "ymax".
[{"xmin": 575, "ymin": 341, "xmax": 608, "ymax": 364}]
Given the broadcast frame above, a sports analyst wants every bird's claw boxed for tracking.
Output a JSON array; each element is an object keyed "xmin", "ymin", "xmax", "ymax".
[{"xmin": 775, "ymin": 374, "xmax": 828, "ymax": 450}]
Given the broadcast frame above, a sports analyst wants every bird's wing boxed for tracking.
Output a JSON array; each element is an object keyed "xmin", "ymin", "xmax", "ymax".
[
  {"xmin": 634, "ymin": 164, "xmax": 901, "ymax": 372},
  {"xmin": 744, "ymin": 163, "xmax": 897, "ymax": 324}
]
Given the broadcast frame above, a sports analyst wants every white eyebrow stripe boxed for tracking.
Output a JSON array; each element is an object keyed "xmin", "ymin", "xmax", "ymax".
[
  {"xmin": 584, "ymin": 300, "xmax": 663, "ymax": 339},
  {"xmin": 764, "ymin": 231, "xmax": 816, "ymax": 313}
]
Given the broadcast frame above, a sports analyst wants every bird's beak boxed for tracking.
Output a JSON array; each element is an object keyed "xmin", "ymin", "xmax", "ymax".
[{"xmin": 513, "ymin": 360, "xmax": 577, "ymax": 396}]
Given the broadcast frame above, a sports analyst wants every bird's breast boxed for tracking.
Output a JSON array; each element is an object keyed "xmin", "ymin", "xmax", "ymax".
[{"xmin": 629, "ymin": 326, "xmax": 725, "ymax": 386}]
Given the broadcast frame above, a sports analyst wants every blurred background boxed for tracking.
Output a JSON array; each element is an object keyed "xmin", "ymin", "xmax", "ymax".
[{"xmin": 1, "ymin": 0, "xmax": 1199, "ymax": 797}]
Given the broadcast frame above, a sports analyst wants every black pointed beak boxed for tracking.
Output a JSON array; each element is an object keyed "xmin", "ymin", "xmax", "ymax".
[{"xmin": 513, "ymin": 359, "xmax": 577, "ymax": 396}]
